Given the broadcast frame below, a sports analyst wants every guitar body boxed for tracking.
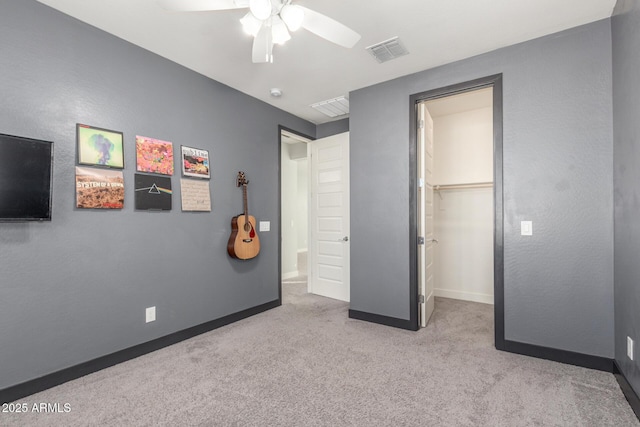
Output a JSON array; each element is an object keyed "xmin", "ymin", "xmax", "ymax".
[{"xmin": 227, "ymin": 214, "xmax": 260, "ymax": 260}]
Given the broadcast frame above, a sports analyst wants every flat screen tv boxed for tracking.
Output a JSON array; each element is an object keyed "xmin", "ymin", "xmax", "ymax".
[{"xmin": 0, "ymin": 133, "xmax": 53, "ymax": 221}]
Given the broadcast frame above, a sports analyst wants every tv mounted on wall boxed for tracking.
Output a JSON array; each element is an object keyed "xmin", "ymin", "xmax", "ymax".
[{"xmin": 0, "ymin": 133, "xmax": 54, "ymax": 221}]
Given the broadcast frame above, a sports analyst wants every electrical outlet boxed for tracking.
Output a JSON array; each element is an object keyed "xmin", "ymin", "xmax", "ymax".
[
  {"xmin": 628, "ymin": 336, "xmax": 634, "ymax": 361},
  {"xmin": 146, "ymin": 306, "xmax": 156, "ymax": 323}
]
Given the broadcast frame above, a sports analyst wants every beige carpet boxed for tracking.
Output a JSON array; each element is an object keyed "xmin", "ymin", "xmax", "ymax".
[{"xmin": 2, "ymin": 282, "xmax": 638, "ymax": 426}]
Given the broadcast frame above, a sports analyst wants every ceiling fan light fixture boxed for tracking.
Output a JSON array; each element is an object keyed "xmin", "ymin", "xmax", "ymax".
[
  {"xmin": 240, "ymin": 12, "xmax": 262, "ymax": 36},
  {"xmin": 249, "ymin": 0, "xmax": 272, "ymax": 21},
  {"xmin": 271, "ymin": 16, "xmax": 291, "ymax": 45},
  {"xmin": 280, "ymin": 4, "xmax": 304, "ymax": 31}
]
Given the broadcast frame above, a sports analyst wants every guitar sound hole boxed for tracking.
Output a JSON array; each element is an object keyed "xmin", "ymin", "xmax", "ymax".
[{"xmin": 244, "ymin": 223, "xmax": 251, "ymax": 232}]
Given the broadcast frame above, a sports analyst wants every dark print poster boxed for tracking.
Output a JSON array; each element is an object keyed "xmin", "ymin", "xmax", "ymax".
[{"xmin": 134, "ymin": 173, "xmax": 172, "ymax": 210}]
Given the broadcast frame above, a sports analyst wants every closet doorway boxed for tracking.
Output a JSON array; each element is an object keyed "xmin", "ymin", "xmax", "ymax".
[{"xmin": 410, "ymin": 75, "xmax": 504, "ymax": 346}]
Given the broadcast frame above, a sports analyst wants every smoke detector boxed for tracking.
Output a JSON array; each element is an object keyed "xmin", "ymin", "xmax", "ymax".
[{"xmin": 270, "ymin": 88, "xmax": 282, "ymax": 98}]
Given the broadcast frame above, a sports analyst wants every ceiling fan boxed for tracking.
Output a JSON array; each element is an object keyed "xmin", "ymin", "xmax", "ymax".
[{"xmin": 158, "ymin": 0, "xmax": 361, "ymax": 63}]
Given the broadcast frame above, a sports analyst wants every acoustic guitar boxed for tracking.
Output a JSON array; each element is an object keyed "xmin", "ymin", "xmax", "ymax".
[{"xmin": 227, "ymin": 171, "xmax": 260, "ymax": 260}]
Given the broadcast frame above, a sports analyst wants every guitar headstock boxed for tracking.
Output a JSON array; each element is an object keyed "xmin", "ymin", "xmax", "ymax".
[{"xmin": 236, "ymin": 171, "xmax": 249, "ymax": 187}]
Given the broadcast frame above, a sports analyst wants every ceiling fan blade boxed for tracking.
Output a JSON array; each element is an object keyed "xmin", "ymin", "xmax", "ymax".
[
  {"xmin": 299, "ymin": 6, "xmax": 361, "ymax": 48},
  {"xmin": 252, "ymin": 24, "xmax": 273, "ymax": 63},
  {"xmin": 158, "ymin": 0, "xmax": 248, "ymax": 12}
]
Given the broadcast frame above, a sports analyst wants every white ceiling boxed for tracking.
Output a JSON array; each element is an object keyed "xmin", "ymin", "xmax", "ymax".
[{"xmin": 36, "ymin": 0, "xmax": 616, "ymax": 124}]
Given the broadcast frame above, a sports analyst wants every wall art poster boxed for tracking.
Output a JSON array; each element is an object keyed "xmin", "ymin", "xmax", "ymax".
[
  {"xmin": 77, "ymin": 124, "xmax": 124, "ymax": 168},
  {"xmin": 136, "ymin": 135, "xmax": 174, "ymax": 175},
  {"xmin": 75, "ymin": 166, "xmax": 124, "ymax": 209},
  {"xmin": 134, "ymin": 173, "xmax": 172, "ymax": 210},
  {"xmin": 181, "ymin": 146, "xmax": 210, "ymax": 179},
  {"xmin": 181, "ymin": 179, "xmax": 211, "ymax": 212}
]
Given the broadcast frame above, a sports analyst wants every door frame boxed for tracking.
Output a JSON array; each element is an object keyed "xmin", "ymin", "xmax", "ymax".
[
  {"xmin": 408, "ymin": 74, "xmax": 505, "ymax": 349},
  {"xmin": 278, "ymin": 125, "xmax": 315, "ymax": 304}
]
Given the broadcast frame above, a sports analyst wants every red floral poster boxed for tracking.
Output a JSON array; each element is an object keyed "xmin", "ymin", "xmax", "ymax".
[{"xmin": 135, "ymin": 135, "xmax": 174, "ymax": 175}]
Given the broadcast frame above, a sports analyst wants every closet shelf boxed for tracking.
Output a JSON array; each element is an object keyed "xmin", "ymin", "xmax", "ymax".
[{"xmin": 433, "ymin": 182, "xmax": 493, "ymax": 191}]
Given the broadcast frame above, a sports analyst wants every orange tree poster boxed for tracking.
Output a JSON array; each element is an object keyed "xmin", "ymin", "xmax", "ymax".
[
  {"xmin": 135, "ymin": 135, "xmax": 174, "ymax": 175},
  {"xmin": 75, "ymin": 166, "xmax": 124, "ymax": 209}
]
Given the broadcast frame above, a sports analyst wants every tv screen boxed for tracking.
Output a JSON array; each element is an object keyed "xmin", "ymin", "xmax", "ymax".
[{"xmin": 0, "ymin": 133, "xmax": 53, "ymax": 221}]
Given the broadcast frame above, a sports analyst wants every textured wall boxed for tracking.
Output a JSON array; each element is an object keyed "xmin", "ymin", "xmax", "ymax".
[
  {"xmin": 0, "ymin": 0, "xmax": 314, "ymax": 389},
  {"xmin": 350, "ymin": 20, "xmax": 614, "ymax": 357},
  {"xmin": 612, "ymin": 0, "xmax": 640, "ymax": 394},
  {"xmin": 316, "ymin": 118, "xmax": 349, "ymax": 139}
]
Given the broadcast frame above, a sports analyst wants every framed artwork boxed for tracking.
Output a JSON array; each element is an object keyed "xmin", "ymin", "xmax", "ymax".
[
  {"xmin": 136, "ymin": 135, "xmax": 174, "ymax": 175},
  {"xmin": 181, "ymin": 178, "xmax": 211, "ymax": 212},
  {"xmin": 181, "ymin": 146, "xmax": 210, "ymax": 179},
  {"xmin": 134, "ymin": 173, "xmax": 172, "ymax": 210},
  {"xmin": 75, "ymin": 166, "xmax": 124, "ymax": 209},
  {"xmin": 77, "ymin": 124, "xmax": 124, "ymax": 168}
]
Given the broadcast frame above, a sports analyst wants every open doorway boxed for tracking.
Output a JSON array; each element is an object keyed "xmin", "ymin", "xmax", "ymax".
[
  {"xmin": 280, "ymin": 128, "xmax": 312, "ymax": 303},
  {"xmin": 279, "ymin": 126, "xmax": 351, "ymax": 305},
  {"xmin": 410, "ymin": 74, "xmax": 504, "ymax": 347},
  {"xmin": 418, "ymin": 87, "xmax": 495, "ymax": 327}
]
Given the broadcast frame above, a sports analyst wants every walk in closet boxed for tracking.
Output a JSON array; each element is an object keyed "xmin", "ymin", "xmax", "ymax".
[{"xmin": 425, "ymin": 88, "xmax": 494, "ymax": 305}]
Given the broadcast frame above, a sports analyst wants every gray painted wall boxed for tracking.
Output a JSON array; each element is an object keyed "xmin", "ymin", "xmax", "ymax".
[
  {"xmin": 350, "ymin": 20, "xmax": 614, "ymax": 357},
  {"xmin": 316, "ymin": 118, "xmax": 349, "ymax": 139},
  {"xmin": 0, "ymin": 0, "xmax": 314, "ymax": 389},
  {"xmin": 612, "ymin": 0, "xmax": 640, "ymax": 394}
]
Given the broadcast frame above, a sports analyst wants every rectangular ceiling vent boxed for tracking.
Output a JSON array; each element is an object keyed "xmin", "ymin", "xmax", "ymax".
[
  {"xmin": 366, "ymin": 36, "xmax": 409, "ymax": 63},
  {"xmin": 310, "ymin": 96, "xmax": 349, "ymax": 118}
]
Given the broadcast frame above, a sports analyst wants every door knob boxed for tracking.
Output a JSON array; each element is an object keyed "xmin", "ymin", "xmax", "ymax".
[{"xmin": 339, "ymin": 236, "xmax": 349, "ymax": 242}]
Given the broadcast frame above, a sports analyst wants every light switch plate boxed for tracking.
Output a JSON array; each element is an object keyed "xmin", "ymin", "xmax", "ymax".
[
  {"xmin": 146, "ymin": 306, "xmax": 156, "ymax": 323},
  {"xmin": 628, "ymin": 336, "xmax": 634, "ymax": 361},
  {"xmin": 259, "ymin": 221, "xmax": 270, "ymax": 232},
  {"xmin": 521, "ymin": 221, "xmax": 533, "ymax": 236}
]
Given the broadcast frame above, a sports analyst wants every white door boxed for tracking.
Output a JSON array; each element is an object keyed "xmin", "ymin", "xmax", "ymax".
[
  {"xmin": 309, "ymin": 132, "xmax": 350, "ymax": 302},
  {"xmin": 418, "ymin": 103, "xmax": 435, "ymax": 327}
]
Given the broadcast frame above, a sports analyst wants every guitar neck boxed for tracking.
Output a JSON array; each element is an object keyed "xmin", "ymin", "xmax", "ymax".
[{"xmin": 242, "ymin": 184, "xmax": 249, "ymax": 217}]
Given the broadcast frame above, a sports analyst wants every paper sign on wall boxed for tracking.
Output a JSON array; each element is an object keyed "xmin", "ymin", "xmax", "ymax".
[{"xmin": 181, "ymin": 178, "xmax": 211, "ymax": 212}]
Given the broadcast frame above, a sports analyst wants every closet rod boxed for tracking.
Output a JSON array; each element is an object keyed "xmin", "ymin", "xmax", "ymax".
[{"xmin": 433, "ymin": 182, "xmax": 493, "ymax": 191}]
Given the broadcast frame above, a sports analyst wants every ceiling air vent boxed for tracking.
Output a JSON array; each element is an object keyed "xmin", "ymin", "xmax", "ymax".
[
  {"xmin": 310, "ymin": 96, "xmax": 349, "ymax": 118},
  {"xmin": 366, "ymin": 36, "xmax": 409, "ymax": 63}
]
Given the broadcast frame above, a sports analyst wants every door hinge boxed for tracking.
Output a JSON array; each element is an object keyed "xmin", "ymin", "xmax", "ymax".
[
  {"xmin": 419, "ymin": 295, "xmax": 425, "ymax": 304},
  {"xmin": 418, "ymin": 236, "xmax": 424, "ymax": 245},
  {"xmin": 418, "ymin": 119, "xmax": 425, "ymax": 129}
]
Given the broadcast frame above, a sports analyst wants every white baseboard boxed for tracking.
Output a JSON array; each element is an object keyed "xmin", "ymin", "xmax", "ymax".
[
  {"xmin": 435, "ymin": 288, "xmax": 494, "ymax": 305},
  {"xmin": 282, "ymin": 271, "xmax": 298, "ymax": 280}
]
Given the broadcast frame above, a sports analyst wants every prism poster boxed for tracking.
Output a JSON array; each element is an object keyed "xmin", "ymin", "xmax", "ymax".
[{"xmin": 134, "ymin": 173, "xmax": 172, "ymax": 210}]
